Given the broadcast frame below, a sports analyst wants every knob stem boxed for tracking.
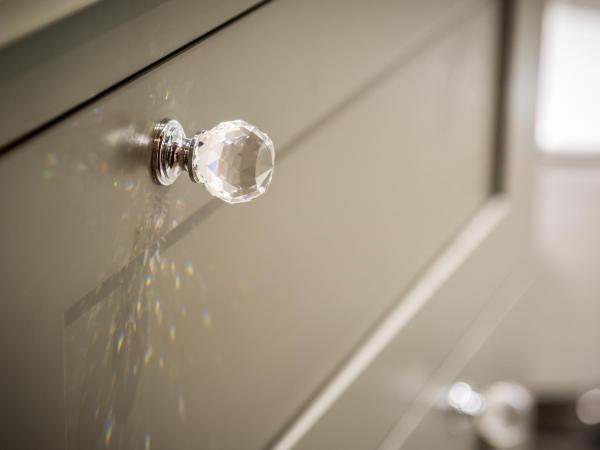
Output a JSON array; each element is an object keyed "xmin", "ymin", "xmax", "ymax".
[
  {"xmin": 151, "ymin": 119, "xmax": 184, "ymax": 186},
  {"xmin": 151, "ymin": 119, "xmax": 202, "ymax": 186}
]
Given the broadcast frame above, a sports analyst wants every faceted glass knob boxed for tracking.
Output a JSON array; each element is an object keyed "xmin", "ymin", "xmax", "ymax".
[
  {"xmin": 151, "ymin": 119, "xmax": 274, "ymax": 204},
  {"xmin": 445, "ymin": 381, "xmax": 533, "ymax": 449}
]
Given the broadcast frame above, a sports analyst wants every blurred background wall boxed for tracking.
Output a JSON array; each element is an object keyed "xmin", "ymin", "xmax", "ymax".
[{"xmin": 528, "ymin": 0, "xmax": 600, "ymax": 396}]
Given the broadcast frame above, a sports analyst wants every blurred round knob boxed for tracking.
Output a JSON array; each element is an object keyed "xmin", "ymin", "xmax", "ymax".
[
  {"xmin": 151, "ymin": 118, "xmax": 274, "ymax": 204},
  {"xmin": 446, "ymin": 381, "xmax": 533, "ymax": 449}
]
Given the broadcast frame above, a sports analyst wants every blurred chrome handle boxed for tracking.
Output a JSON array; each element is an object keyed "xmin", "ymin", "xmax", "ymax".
[
  {"xmin": 445, "ymin": 381, "xmax": 533, "ymax": 448},
  {"xmin": 151, "ymin": 119, "xmax": 275, "ymax": 204}
]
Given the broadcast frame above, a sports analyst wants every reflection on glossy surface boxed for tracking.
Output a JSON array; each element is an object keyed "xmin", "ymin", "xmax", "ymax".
[
  {"xmin": 64, "ymin": 189, "xmax": 217, "ymax": 449},
  {"xmin": 65, "ymin": 191, "xmax": 167, "ymax": 449}
]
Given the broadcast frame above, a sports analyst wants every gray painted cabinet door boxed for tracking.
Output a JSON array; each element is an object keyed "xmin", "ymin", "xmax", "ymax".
[{"xmin": 0, "ymin": 0, "xmax": 540, "ymax": 449}]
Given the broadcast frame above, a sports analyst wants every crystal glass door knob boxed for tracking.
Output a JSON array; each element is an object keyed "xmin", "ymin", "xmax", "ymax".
[
  {"xmin": 445, "ymin": 381, "xmax": 533, "ymax": 448},
  {"xmin": 151, "ymin": 119, "xmax": 274, "ymax": 204}
]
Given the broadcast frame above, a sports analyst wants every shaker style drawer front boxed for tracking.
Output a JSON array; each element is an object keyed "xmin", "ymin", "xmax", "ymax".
[
  {"xmin": 0, "ymin": 0, "xmax": 498, "ymax": 449},
  {"xmin": 286, "ymin": 0, "xmax": 541, "ymax": 447}
]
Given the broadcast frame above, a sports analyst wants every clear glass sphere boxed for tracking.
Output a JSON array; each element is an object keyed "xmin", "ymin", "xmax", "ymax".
[{"xmin": 190, "ymin": 120, "xmax": 274, "ymax": 204}]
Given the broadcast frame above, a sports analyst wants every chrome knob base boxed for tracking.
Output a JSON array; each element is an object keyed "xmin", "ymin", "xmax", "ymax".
[
  {"xmin": 151, "ymin": 119, "xmax": 189, "ymax": 186},
  {"xmin": 151, "ymin": 118, "xmax": 275, "ymax": 204}
]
